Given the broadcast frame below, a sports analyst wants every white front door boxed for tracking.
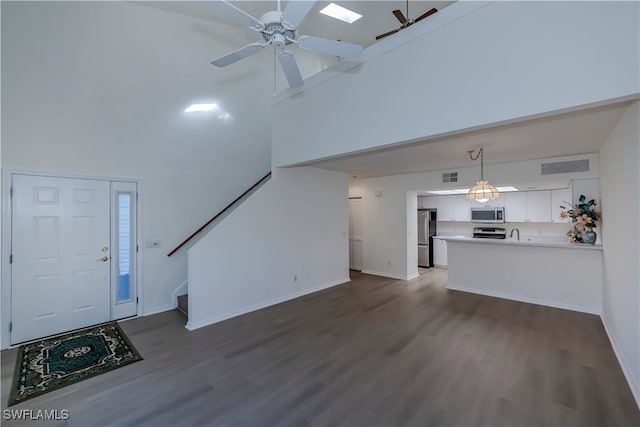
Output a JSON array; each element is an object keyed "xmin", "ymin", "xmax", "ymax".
[{"xmin": 11, "ymin": 175, "xmax": 111, "ymax": 344}]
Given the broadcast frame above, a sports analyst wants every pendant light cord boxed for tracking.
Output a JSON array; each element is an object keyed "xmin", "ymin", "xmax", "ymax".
[{"xmin": 467, "ymin": 148, "xmax": 485, "ymax": 181}]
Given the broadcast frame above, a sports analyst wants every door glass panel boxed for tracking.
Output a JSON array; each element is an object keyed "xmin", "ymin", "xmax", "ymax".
[{"xmin": 117, "ymin": 193, "xmax": 132, "ymax": 303}]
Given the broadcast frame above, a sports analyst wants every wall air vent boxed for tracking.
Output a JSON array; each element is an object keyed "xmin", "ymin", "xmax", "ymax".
[
  {"xmin": 541, "ymin": 159, "xmax": 589, "ymax": 175},
  {"xmin": 442, "ymin": 172, "xmax": 458, "ymax": 183}
]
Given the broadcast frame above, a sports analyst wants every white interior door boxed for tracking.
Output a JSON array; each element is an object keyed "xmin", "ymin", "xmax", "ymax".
[
  {"xmin": 11, "ymin": 175, "xmax": 111, "ymax": 344},
  {"xmin": 349, "ymin": 198, "xmax": 363, "ymax": 271}
]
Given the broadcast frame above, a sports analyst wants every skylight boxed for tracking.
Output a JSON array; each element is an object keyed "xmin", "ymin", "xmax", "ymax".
[
  {"xmin": 319, "ymin": 3, "xmax": 362, "ymax": 24},
  {"xmin": 184, "ymin": 103, "xmax": 218, "ymax": 113}
]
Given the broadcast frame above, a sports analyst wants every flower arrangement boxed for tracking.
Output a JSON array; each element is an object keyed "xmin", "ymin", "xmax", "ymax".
[{"xmin": 559, "ymin": 195, "xmax": 601, "ymax": 243}]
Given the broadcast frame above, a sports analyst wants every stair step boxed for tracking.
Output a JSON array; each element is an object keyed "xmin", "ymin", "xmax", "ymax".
[{"xmin": 177, "ymin": 294, "xmax": 188, "ymax": 316}]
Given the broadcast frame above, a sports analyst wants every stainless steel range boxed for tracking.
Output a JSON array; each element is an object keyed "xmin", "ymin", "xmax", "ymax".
[{"xmin": 473, "ymin": 227, "xmax": 507, "ymax": 239}]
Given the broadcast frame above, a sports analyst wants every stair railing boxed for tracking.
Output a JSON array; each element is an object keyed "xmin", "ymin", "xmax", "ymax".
[{"xmin": 167, "ymin": 171, "xmax": 272, "ymax": 257}]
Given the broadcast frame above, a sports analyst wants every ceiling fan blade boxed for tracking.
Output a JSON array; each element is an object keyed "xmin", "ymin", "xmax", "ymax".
[
  {"xmin": 392, "ymin": 9, "xmax": 408, "ymax": 24},
  {"xmin": 210, "ymin": 0, "xmax": 264, "ymax": 30},
  {"xmin": 281, "ymin": 0, "xmax": 317, "ymax": 30},
  {"xmin": 298, "ymin": 36, "xmax": 363, "ymax": 59},
  {"xmin": 415, "ymin": 8, "xmax": 438, "ymax": 23},
  {"xmin": 375, "ymin": 28, "xmax": 400, "ymax": 40},
  {"xmin": 278, "ymin": 52, "xmax": 304, "ymax": 88},
  {"xmin": 211, "ymin": 43, "xmax": 266, "ymax": 67}
]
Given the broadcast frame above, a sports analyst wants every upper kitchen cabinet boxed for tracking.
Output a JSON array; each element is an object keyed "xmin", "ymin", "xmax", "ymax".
[
  {"xmin": 504, "ymin": 191, "xmax": 551, "ymax": 222},
  {"xmin": 551, "ymin": 188, "xmax": 572, "ymax": 223},
  {"xmin": 471, "ymin": 197, "xmax": 505, "ymax": 208},
  {"xmin": 437, "ymin": 195, "xmax": 470, "ymax": 221},
  {"xmin": 418, "ymin": 196, "xmax": 437, "ymax": 209}
]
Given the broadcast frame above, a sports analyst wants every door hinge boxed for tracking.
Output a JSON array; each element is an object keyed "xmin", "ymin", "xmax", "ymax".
[
  {"xmin": 136, "ymin": 297, "xmax": 139, "ymax": 305},
  {"xmin": 136, "ymin": 193, "xmax": 139, "ymax": 201},
  {"xmin": 9, "ymin": 322, "xmax": 12, "ymax": 332},
  {"xmin": 136, "ymin": 244, "xmax": 139, "ymax": 253},
  {"xmin": 10, "ymin": 187, "xmax": 13, "ymax": 198},
  {"xmin": 9, "ymin": 254, "xmax": 12, "ymax": 264}
]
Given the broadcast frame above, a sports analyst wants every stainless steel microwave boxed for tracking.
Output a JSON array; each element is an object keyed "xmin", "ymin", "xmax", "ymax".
[{"xmin": 471, "ymin": 207, "xmax": 505, "ymax": 223}]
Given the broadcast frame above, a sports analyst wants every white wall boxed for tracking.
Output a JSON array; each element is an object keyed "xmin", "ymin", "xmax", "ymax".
[
  {"xmin": 187, "ymin": 167, "xmax": 350, "ymax": 330},
  {"xmin": 0, "ymin": 1, "xmax": 274, "ymax": 335},
  {"xmin": 447, "ymin": 240, "xmax": 602, "ymax": 314},
  {"xmin": 273, "ymin": 1, "xmax": 639, "ymax": 167},
  {"xmin": 349, "ymin": 154, "xmax": 599, "ymax": 280},
  {"xmin": 599, "ymin": 101, "xmax": 640, "ymax": 406}
]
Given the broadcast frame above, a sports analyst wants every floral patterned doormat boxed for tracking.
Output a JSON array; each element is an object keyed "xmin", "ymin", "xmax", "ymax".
[{"xmin": 8, "ymin": 322, "xmax": 142, "ymax": 406}]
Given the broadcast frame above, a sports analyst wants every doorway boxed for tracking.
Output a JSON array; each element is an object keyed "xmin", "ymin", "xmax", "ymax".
[
  {"xmin": 9, "ymin": 174, "xmax": 139, "ymax": 344},
  {"xmin": 348, "ymin": 197, "xmax": 363, "ymax": 271}
]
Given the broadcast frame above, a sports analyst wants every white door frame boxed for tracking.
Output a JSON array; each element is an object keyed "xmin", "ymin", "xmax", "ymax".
[{"xmin": 1, "ymin": 170, "xmax": 144, "ymax": 349}]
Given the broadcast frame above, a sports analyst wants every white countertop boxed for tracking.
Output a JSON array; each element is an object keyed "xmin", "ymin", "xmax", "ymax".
[{"xmin": 434, "ymin": 235, "xmax": 602, "ymax": 250}]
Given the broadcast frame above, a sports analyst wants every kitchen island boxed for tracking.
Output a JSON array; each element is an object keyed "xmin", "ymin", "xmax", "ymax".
[{"xmin": 437, "ymin": 236, "xmax": 602, "ymax": 314}]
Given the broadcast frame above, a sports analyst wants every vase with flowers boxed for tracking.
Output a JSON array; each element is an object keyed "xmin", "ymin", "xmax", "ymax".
[{"xmin": 559, "ymin": 195, "xmax": 601, "ymax": 244}]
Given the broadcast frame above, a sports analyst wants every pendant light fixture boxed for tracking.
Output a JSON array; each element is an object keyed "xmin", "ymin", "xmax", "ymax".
[{"xmin": 466, "ymin": 147, "xmax": 499, "ymax": 203}]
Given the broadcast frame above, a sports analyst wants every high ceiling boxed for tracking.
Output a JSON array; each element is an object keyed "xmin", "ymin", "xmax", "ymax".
[{"xmin": 139, "ymin": 1, "xmax": 454, "ymax": 50}]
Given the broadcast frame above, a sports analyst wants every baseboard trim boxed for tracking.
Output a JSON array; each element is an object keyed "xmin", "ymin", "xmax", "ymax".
[
  {"xmin": 601, "ymin": 314, "xmax": 640, "ymax": 409},
  {"xmin": 361, "ymin": 269, "xmax": 414, "ymax": 281},
  {"xmin": 446, "ymin": 283, "xmax": 600, "ymax": 315},
  {"xmin": 143, "ymin": 304, "xmax": 175, "ymax": 316},
  {"xmin": 406, "ymin": 272, "xmax": 420, "ymax": 281},
  {"xmin": 186, "ymin": 277, "xmax": 351, "ymax": 331}
]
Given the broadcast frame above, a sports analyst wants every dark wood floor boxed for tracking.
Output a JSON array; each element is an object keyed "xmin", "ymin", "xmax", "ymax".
[{"xmin": 2, "ymin": 269, "xmax": 639, "ymax": 426}]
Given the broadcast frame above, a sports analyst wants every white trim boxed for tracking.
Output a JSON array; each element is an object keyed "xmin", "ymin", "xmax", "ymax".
[
  {"xmin": 406, "ymin": 272, "xmax": 420, "ymax": 281},
  {"xmin": 172, "ymin": 279, "xmax": 188, "ymax": 309},
  {"xmin": 361, "ymin": 269, "xmax": 415, "ymax": 281},
  {"xmin": 601, "ymin": 314, "xmax": 640, "ymax": 409},
  {"xmin": 186, "ymin": 277, "xmax": 350, "ymax": 331},
  {"xmin": 143, "ymin": 304, "xmax": 175, "ymax": 317},
  {"xmin": 446, "ymin": 283, "xmax": 601, "ymax": 315}
]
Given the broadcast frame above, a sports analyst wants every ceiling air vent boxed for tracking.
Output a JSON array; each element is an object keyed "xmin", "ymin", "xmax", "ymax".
[
  {"xmin": 442, "ymin": 172, "xmax": 458, "ymax": 183},
  {"xmin": 541, "ymin": 159, "xmax": 589, "ymax": 175}
]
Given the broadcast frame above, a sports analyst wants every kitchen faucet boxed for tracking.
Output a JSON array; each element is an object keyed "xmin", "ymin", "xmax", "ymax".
[{"xmin": 510, "ymin": 228, "xmax": 520, "ymax": 241}]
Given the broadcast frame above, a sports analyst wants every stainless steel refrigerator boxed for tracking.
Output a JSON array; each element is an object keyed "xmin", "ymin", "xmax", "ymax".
[{"xmin": 418, "ymin": 209, "xmax": 437, "ymax": 268}]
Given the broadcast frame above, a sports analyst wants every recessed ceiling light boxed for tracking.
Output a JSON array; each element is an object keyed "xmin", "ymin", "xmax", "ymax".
[
  {"xmin": 319, "ymin": 3, "xmax": 362, "ymax": 24},
  {"xmin": 184, "ymin": 103, "xmax": 218, "ymax": 113}
]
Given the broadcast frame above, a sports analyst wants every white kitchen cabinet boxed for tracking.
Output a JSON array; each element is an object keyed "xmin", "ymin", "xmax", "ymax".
[
  {"xmin": 551, "ymin": 188, "xmax": 572, "ymax": 223},
  {"xmin": 418, "ymin": 196, "xmax": 437, "ymax": 209},
  {"xmin": 436, "ymin": 195, "xmax": 455, "ymax": 221},
  {"xmin": 453, "ymin": 195, "xmax": 471, "ymax": 221},
  {"xmin": 437, "ymin": 195, "xmax": 470, "ymax": 221},
  {"xmin": 504, "ymin": 190, "xmax": 551, "ymax": 222},
  {"xmin": 433, "ymin": 238, "xmax": 448, "ymax": 267},
  {"xmin": 526, "ymin": 191, "xmax": 551, "ymax": 222},
  {"xmin": 504, "ymin": 192, "xmax": 527, "ymax": 222},
  {"xmin": 471, "ymin": 197, "xmax": 505, "ymax": 208}
]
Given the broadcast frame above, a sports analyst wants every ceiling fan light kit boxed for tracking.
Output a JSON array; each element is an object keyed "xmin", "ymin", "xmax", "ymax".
[
  {"xmin": 210, "ymin": 0, "xmax": 364, "ymax": 89},
  {"xmin": 466, "ymin": 148, "xmax": 500, "ymax": 203}
]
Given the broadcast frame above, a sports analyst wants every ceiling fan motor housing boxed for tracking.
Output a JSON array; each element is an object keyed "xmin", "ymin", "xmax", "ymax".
[{"xmin": 260, "ymin": 11, "xmax": 296, "ymax": 46}]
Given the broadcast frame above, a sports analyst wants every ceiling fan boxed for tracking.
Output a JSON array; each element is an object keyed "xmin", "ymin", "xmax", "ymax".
[
  {"xmin": 375, "ymin": 0, "xmax": 438, "ymax": 40},
  {"xmin": 210, "ymin": 0, "xmax": 364, "ymax": 89}
]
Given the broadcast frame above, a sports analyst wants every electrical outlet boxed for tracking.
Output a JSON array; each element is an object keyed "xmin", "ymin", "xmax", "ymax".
[{"xmin": 146, "ymin": 241, "xmax": 161, "ymax": 248}]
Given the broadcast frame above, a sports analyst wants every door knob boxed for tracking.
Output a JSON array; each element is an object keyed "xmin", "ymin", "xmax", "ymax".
[
  {"xmin": 96, "ymin": 256, "xmax": 109, "ymax": 262},
  {"xmin": 101, "ymin": 247, "xmax": 109, "ymax": 252}
]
